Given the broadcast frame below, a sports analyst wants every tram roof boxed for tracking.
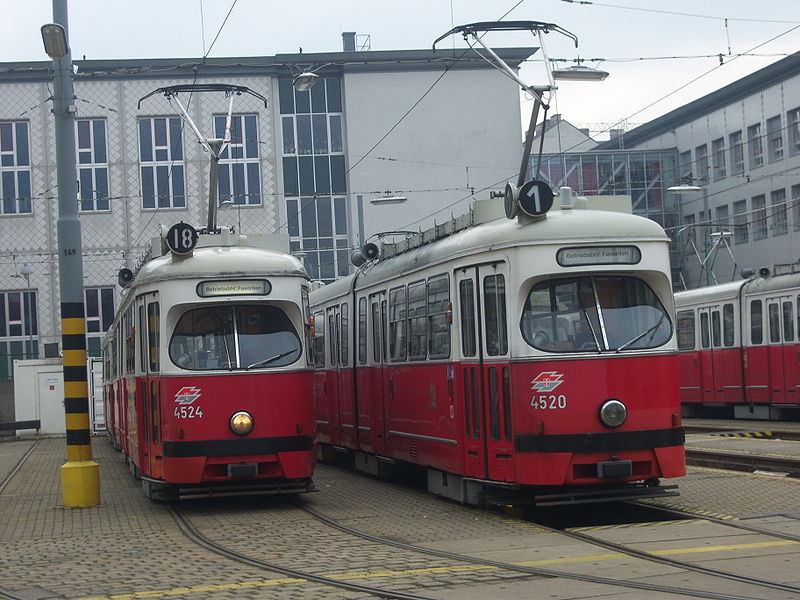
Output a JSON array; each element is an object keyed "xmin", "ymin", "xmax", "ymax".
[
  {"xmin": 312, "ymin": 207, "xmax": 669, "ymax": 302},
  {"xmin": 133, "ymin": 245, "xmax": 307, "ymax": 287}
]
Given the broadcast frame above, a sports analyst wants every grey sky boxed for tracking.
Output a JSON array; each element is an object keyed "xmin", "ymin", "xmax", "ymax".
[{"xmin": 4, "ymin": 1, "xmax": 799, "ymax": 138}]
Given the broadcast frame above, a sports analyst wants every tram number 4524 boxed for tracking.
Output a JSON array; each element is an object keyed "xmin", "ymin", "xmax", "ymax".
[
  {"xmin": 531, "ymin": 395, "xmax": 567, "ymax": 409},
  {"xmin": 174, "ymin": 405, "xmax": 204, "ymax": 419}
]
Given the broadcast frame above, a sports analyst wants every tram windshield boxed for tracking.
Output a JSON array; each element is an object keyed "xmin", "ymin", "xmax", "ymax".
[
  {"xmin": 521, "ymin": 275, "xmax": 671, "ymax": 352},
  {"xmin": 169, "ymin": 304, "xmax": 301, "ymax": 370}
]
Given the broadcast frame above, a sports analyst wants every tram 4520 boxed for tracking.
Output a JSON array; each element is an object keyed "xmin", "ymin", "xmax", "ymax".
[
  {"xmin": 309, "ymin": 184, "xmax": 685, "ymax": 507},
  {"xmin": 102, "ymin": 223, "xmax": 316, "ymax": 500}
]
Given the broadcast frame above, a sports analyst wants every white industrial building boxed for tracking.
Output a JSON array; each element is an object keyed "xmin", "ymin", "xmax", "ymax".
[{"xmin": 0, "ymin": 36, "xmax": 531, "ymax": 402}]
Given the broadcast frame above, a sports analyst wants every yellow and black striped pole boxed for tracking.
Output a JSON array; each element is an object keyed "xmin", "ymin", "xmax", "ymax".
[
  {"xmin": 46, "ymin": 0, "xmax": 100, "ymax": 506},
  {"xmin": 60, "ymin": 302, "xmax": 99, "ymax": 506}
]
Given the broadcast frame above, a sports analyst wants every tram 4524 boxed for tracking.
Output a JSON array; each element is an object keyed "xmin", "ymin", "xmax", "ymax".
[
  {"xmin": 102, "ymin": 224, "xmax": 316, "ymax": 500},
  {"xmin": 310, "ymin": 188, "xmax": 685, "ymax": 507}
]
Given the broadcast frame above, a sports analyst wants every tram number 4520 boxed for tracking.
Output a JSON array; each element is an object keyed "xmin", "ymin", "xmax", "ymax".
[
  {"xmin": 531, "ymin": 395, "xmax": 567, "ymax": 409},
  {"xmin": 174, "ymin": 405, "xmax": 204, "ymax": 419}
]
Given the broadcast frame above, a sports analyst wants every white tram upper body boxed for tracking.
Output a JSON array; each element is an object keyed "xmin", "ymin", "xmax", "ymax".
[{"xmin": 310, "ymin": 193, "xmax": 684, "ymax": 506}]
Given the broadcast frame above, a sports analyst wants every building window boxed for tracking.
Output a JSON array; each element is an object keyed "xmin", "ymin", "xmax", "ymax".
[
  {"xmin": 715, "ymin": 204, "xmax": 729, "ymax": 229},
  {"xmin": 0, "ymin": 121, "xmax": 32, "ymax": 215},
  {"xmin": 138, "ymin": 117, "xmax": 186, "ymax": 209},
  {"xmin": 678, "ymin": 150, "xmax": 692, "ymax": 184},
  {"xmin": 788, "ymin": 108, "xmax": 800, "ymax": 156},
  {"xmin": 213, "ymin": 114, "xmax": 261, "ymax": 205},
  {"xmin": 712, "ymin": 138, "xmax": 726, "ymax": 180},
  {"xmin": 76, "ymin": 119, "xmax": 109, "ymax": 212},
  {"xmin": 733, "ymin": 199, "xmax": 748, "ymax": 244},
  {"xmin": 752, "ymin": 194, "xmax": 767, "ymax": 240},
  {"xmin": 766, "ymin": 115, "xmax": 783, "ymax": 163},
  {"xmin": 280, "ymin": 77, "xmax": 348, "ymax": 283},
  {"xmin": 286, "ymin": 196, "xmax": 349, "ymax": 282},
  {"xmin": 695, "ymin": 144, "xmax": 708, "ymax": 183},
  {"xmin": 0, "ymin": 289, "xmax": 37, "ymax": 379},
  {"xmin": 729, "ymin": 130, "xmax": 744, "ymax": 175},
  {"xmin": 771, "ymin": 188, "xmax": 787, "ymax": 236},
  {"xmin": 747, "ymin": 123, "xmax": 763, "ymax": 169},
  {"xmin": 85, "ymin": 287, "xmax": 115, "ymax": 357},
  {"xmin": 793, "ymin": 184, "xmax": 800, "ymax": 231}
]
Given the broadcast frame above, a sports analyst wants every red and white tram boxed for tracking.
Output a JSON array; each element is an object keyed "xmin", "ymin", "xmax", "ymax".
[
  {"xmin": 309, "ymin": 191, "xmax": 685, "ymax": 506},
  {"xmin": 675, "ymin": 267, "xmax": 800, "ymax": 420},
  {"xmin": 102, "ymin": 225, "xmax": 316, "ymax": 500}
]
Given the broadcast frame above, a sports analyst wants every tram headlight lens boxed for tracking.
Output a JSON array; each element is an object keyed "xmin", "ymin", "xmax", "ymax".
[
  {"xmin": 599, "ymin": 399, "xmax": 627, "ymax": 428},
  {"xmin": 230, "ymin": 411, "xmax": 254, "ymax": 435}
]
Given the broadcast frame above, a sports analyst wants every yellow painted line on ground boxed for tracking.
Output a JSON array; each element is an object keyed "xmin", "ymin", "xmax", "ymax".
[{"xmin": 77, "ymin": 538, "xmax": 800, "ymax": 600}]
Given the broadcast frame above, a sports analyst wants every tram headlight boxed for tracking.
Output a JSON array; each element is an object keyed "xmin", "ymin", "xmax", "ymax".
[
  {"xmin": 230, "ymin": 411, "xmax": 254, "ymax": 435},
  {"xmin": 599, "ymin": 399, "xmax": 627, "ymax": 428}
]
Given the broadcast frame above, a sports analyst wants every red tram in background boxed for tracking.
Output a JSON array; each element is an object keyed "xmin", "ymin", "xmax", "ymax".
[
  {"xmin": 309, "ymin": 190, "xmax": 685, "ymax": 507},
  {"xmin": 675, "ymin": 267, "xmax": 800, "ymax": 421},
  {"xmin": 102, "ymin": 225, "xmax": 316, "ymax": 500}
]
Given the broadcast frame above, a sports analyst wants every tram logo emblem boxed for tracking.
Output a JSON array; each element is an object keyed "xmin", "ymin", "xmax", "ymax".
[
  {"xmin": 530, "ymin": 371, "xmax": 564, "ymax": 393},
  {"xmin": 174, "ymin": 386, "xmax": 202, "ymax": 405}
]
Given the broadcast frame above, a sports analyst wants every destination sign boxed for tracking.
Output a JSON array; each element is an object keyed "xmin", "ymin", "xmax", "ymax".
[
  {"xmin": 557, "ymin": 246, "xmax": 641, "ymax": 267},
  {"xmin": 197, "ymin": 279, "xmax": 271, "ymax": 297}
]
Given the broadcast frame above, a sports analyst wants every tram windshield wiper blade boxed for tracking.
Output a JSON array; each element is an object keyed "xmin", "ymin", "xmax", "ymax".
[
  {"xmin": 246, "ymin": 348, "xmax": 298, "ymax": 369},
  {"xmin": 616, "ymin": 315, "xmax": 665, "ymax": 353}
]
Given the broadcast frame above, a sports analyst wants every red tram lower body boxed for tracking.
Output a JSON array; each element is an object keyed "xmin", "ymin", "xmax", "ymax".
[
  {"xmin": 679, "ymin": 345, "xmax": 800, "ymax": 420},
  {"xmin": 109, "ymin": 371, "xmax": 315, "ymax": 500},
  {"xmin": 314, "ymin": 354, "xmax": 684, "ymax": 506}
]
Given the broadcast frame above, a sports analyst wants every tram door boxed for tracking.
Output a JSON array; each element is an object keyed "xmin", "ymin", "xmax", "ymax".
[
  {"xmin": 697, "ymin": 308, "xmax": 717, "ymax": 402},
  {"xmin": 136, "ymin": 293, "xmax": 162, "ymax": 479},
  {"xmin": 766, "ymin": 296, "xmax": 797, "ymax": 404},
  {"xmin": 456, "ymin": 262, "xmax": 514, "ymax": 482},
  {"xmin": 366, "ymin": 291, "xmax": 388, "ymax": 455}
]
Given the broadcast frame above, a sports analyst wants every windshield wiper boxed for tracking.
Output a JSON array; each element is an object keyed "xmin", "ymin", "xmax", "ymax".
[
  {"xmin": 246, "ymin": 348, "xmax": 299, "ymax": 369},
  {"xmin": 616, "ymin": 315, "xmax": 665, "ymax": 353}
]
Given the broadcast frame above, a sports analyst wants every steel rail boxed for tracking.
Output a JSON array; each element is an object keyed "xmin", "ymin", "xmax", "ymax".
[
  {"xmin": 0, "ymin": 440, "xmax": 38, "ymax": 496},
  {"xmin": 167, "ymin": 504, "xmax": 438, "ymax": 600},
  {"xmin": 686, "ymin": 448, "xmax": 800, "ymax": 475},
  {"xmin": 297, "ymin": 502, "xmax": 762, "ymax": 600},
  {"xmin": 540, "ymin": 519, "xmax": 800, "ymax": 595}
]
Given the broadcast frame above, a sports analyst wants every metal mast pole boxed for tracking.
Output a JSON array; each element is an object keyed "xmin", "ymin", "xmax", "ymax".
[{"xmin": 50, "ymin": 0, "xmax": 100, "ymax": 507}]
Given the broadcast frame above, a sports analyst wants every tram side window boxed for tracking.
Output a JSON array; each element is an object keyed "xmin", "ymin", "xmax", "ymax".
[
  {"xmin": 407, "ymin": 281, "xmax": 427, "ymax": 360},
  {"xmin": 428, "ymin": 274, "xmax": 451, "ymax": 359},
  {"xmin": 785, "ymin": 301, "xmax": 795, "ymax": 342},
  {"xmin": 676, "ymin": 310, "xmax": 695, "ymax": 350},
  {"xmin": 138, "ymin": 305, "xmax": 148, "ymax": 373},
  {"xmin": 459, "ymin": 280, "xmax": 477, "ymax": 357},
  {"xmin": 750, "ymin": 300, "xmax": 763, "ymax": 344},
  {"xmin": 313, "ymin": 311, "xmax": 325, "ymax": 368},
  {"xmin": 358, "ymin": 297, "xmax": 367, "ymax": 364},
  {"xmin": 388, "ymin": 286, "xmax": 407, "ymax": 362},
  {"xmin": 340, "ymin": 303, "xmax": 349, "ymax": 367},
  {"xmin": 483, "ymin": 274, "xmax": 508, "ymax": 356},
  {"xmin": 148, "ymin": 302, "xmax": 160, "ymax": 372},
  {"xmin": 769, "ymin": 303, "xmax": 781, "ymax": 343},
  {"xmin": 370, "ymin": 298, "xmax": 382, "ymax": 363},
  {"xmin": 700, "ymin": 312, "xmax": 710, "ymax": 349},
  {"xmin": 711, "ymin": 310, "xmax": 722, "ymax": 347},
  {"xmin": 723, "ymin": 303, "xmax": 735, "ymax": 347},
  {"xmin": 124, "ymin": 307, "xmax": 135, "ymax": 375},
  {"xmin": 328, "ymin": 311, "xmax": 338, "ymax": 366}
]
